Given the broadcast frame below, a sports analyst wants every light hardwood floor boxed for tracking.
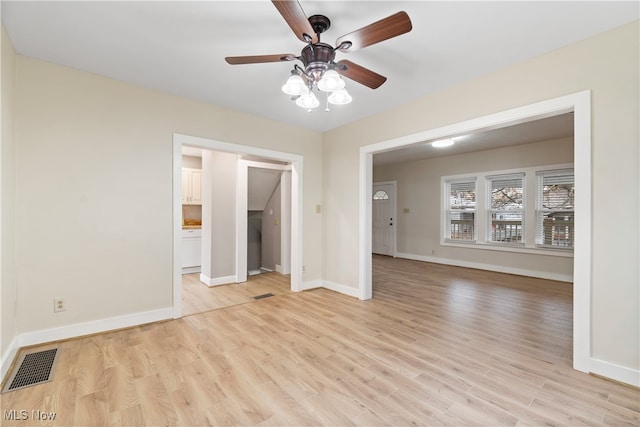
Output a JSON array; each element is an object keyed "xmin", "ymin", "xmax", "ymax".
[
  {"xmin": 182, "ymin": 272, "xmax": 291, "ymax": 316},
  {"xmin": 1, "ymin": 256, "xmax": 638, "ymax": 426}
]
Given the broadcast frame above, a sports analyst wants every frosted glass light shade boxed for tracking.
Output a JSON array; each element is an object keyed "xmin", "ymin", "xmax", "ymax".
[
  {"xmin": 281, "ymin": 74, "xmax": 306, "ymax": 96},
  {"xmin": 328, "ymin": 89, "xmax": 352, "ymax": 105},
  {"xmin": 295, "ymin": 91, "xmax": 320, "ymax": 109},
  {"xmin": 317, "ymin": 70, "xmax": 345, "ymax": 92}
]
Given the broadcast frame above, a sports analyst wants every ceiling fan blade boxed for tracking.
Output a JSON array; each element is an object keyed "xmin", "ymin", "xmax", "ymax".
[
  {"xmin": 225, "ymin": 54, "xmax": 296, "ymax": 65},
  {"xmin": 336, "ymin": 11, "xmax": 412, "ymax": 52},
  {"xmin": 272, "ymin": 0, "xmax": 318, "ymax": 44},
  {"xmin": 336, "ymin": 60, "xmax": 387, "ymax": 89}
]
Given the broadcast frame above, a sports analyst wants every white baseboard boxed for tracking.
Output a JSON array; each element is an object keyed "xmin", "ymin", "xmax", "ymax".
[
  {"xmin": 199, "ymin": 273, "xmax": 236, "ymax": 287},
  {"xmin": 590, "ymin": 358, "xmax": 640, "ymax": 387},
  {"xmin": 396, "ymin": 252, "xmax": 573, "ymax": 283},
  {"xmin": 301, "ymin": 280, "xmax": 323, "ymax": 291},
  {"xmin": 275, "ymin": 264, "xmax": 282, "ymax": 273},
  {"xmin": 182, "ymin": 266, "xmax": 201, "ymax": 274},
  {"xmin": 321, "ymin": 280, "xmax": 360, "ymax": 298},
  {"xmin": 1, "ymin": 335, "xmax": 19, "ymax": 383},
  {"xmin": 300, "ymin": 279, "xmax": 359, "ymax": 298},
  {"xmin": 2, "ymin": 307, "xmax": 173, "ymax": 383},
  {"xmin": 18, "ymin": 307, "xmax": 174, "ymax": 348}
]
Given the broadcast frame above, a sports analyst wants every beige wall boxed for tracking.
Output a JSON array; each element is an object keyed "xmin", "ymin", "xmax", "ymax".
[
  {"xmin": 12, "ymin": 54, "xmax": 322, "ymax": 335},
  {"xmin": 323, "ymin": 21, "xmax": 639, "ymax": 370},
  {"xmin": 374, "ymin": 137, "xmax": 574, "ymax": 280},
  {"xmin": 1, "ymin": 26, "xmax": 17, "ymax": 360}
]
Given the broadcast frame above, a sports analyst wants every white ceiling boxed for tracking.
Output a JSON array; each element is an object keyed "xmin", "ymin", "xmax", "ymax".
[
  {"xmin": 2, "ymin": 1, "xmax": 638, "ymax": 134},
  {"xmin": 374, "ymin": 111, "xmax": 574, "ymax": 166}
]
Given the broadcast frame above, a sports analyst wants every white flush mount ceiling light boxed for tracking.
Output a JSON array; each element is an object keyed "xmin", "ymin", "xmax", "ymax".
[
  {"xmin": 225, "ymin": 1, "xmax": 413, "ymax": 112},
  {"xmin": 432, "ymin": 138, "xmax": 455, "ymax": 148}
]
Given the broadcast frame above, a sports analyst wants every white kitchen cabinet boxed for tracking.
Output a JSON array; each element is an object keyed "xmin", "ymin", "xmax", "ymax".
[
  {"xmin": 182, "ymin": 168, "xmax": 202, "ymax": 205},
  {"xmin": 182, "ymin": 228, "xmax": 202, "ymax": 273}
]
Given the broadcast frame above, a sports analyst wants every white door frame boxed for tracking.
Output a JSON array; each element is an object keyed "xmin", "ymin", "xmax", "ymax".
[
  {"xmin": 236, "ymin": 159, "xmax": 291, "ymax": 283},
  {"xmin": 359, "ymin": 91, "xmax": 591, "ymax": 374},
  {"xmin": 372, "ymin": 180, "xmax": 397, "ymax": 257},
  {"xmin": 173, "ymin": 134, "xmax": 303, "ymax": 319}
]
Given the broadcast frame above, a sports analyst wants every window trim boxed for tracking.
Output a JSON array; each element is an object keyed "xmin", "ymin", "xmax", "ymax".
[{"xmin": 441, "ymin": 163, "xmax": 574, "ymax": 257}]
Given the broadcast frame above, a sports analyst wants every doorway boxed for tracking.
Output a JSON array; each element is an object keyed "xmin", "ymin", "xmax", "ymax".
[
  {"xmin": 236, "ymin": 160, "xmax": 292, "ymax": 283},
  {"xmin": 246, "ymin": 162, "xmax": 291, "ymax": 277},
  {"xmin": 172, "ymin": 134, "xmax": 303, "ymax": 319}
]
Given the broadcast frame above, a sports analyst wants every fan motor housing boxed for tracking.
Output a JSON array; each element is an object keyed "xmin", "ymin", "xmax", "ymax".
[{"xmin": 301, "ymin": 43, "xmax": 336, "ymax": 79}]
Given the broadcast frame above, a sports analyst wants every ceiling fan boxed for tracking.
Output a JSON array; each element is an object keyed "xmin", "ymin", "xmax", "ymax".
[{"xmin": 225, "ymin": 0, "xmax": 412, "ymax": 110}]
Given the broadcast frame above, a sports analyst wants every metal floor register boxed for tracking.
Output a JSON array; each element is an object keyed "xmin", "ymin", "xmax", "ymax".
[{"xmin": 2, "ymin": 348, "xmax": 59, "ymax": 393}]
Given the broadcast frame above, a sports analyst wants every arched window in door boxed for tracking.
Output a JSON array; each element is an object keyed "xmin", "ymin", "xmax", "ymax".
[{"xmin": 373, "ymin": 190, "xmax": 389, "ymax": 200}]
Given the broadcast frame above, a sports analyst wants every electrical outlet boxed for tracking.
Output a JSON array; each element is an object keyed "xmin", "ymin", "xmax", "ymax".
[
  {"xmin": 302, "ymin": 265, "xmax": 306, "ymax": 272},
  {"xmin": 54, "ymin": 298, "xmax": 66, "ymax": 313}
]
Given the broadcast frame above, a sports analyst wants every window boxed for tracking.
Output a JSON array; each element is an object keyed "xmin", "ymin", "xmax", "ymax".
[
  {"xmin": 487, "ymin": 174, "xmax": 525, "ymax": 244},
  {"xmin": 536, "ymin": 169, "xmax": 574, "ymax": 248},
  {"xmin": 446, "ymin": 179, "xmax": 476, "ymax": 241},
  {"xmin": 442, "ymin": 165, "xmax": 573, "ymax": 254},
  {"xmin": 373, "ymin": 190, "xmax": 389, "ymax": 200}
]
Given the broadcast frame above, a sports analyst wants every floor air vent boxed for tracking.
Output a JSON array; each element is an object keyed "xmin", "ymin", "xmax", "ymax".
[
  {"xmin": 253, "ymin": 293, "xmax": 274, "ymax": 300},
  {"xmin": 3, "ymin": 348, "xmax": 59, "ymax": 393}
]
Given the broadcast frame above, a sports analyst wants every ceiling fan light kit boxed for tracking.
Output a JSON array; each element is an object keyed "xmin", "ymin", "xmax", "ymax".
[
  {"xmin": 281, "ymin": 73, "xmax": 307, "ymax": 96},
  {"xmin": 295, "ymin": 91, "xmax": 320, "ymax": 110},
  {"xmin": 316, "ymin": 69, "xmax": 345, "ymax": 93},
  {"xmin": 225, "ymin": 0, "xmax": 412, "ymax": 112},
  {"xmin": 328, "ymin": 89, "xmax": 352, "ymax": 105}
]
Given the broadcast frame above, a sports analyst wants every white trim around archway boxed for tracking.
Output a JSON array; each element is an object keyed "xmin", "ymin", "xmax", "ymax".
[{"xmin": 358, "ymin": 91, "xmax": 591, "ymax": 374}]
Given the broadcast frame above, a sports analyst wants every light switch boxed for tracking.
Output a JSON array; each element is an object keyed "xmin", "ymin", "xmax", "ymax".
[{"xmin": 316, "ymin": 204, "xmax": 322, "ymax": 214}]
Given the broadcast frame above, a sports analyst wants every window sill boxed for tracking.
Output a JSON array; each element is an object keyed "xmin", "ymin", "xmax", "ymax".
[{"xmin": 442, "ymin": 240, "xmax": 574, "ymax": 257}]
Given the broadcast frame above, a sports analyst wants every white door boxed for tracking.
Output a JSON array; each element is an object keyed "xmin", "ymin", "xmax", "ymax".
[{"xmin": 372, "ymin": 182, "xmax": 396, "ymax": 256}]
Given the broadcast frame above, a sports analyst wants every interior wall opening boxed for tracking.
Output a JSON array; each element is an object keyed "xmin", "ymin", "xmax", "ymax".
[{"xmin": 359, "ymin": 91, "xmax": 591, "ymax": 374}]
